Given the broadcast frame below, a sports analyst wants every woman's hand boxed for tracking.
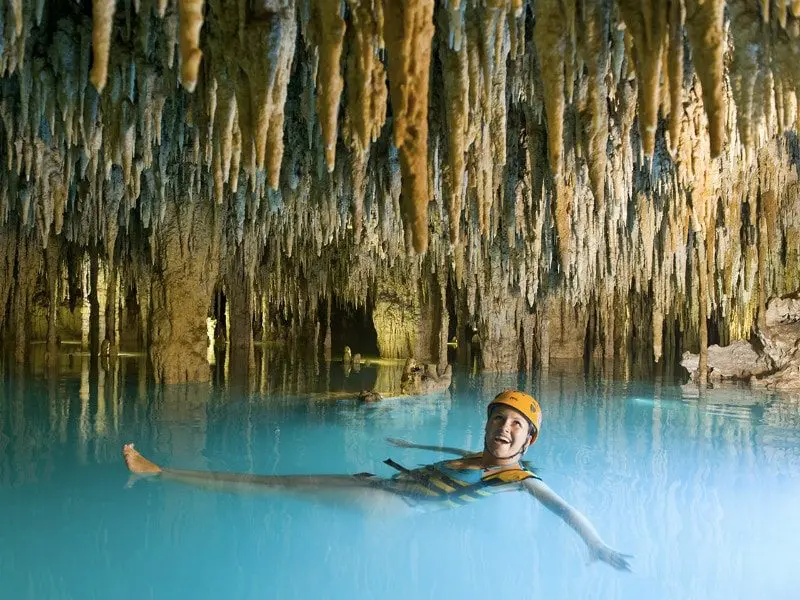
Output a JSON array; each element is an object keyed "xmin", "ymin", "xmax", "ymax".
[{"xmin": 589, "ymin": 542, "xmax": 633, "ymax": 572}]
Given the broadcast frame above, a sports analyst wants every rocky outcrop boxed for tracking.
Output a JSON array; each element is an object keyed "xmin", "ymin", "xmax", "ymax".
[
  {"xmin": 399, "ymin": 358, "xmax": 453, "ymax": 396},
  {"xmin": 682, "ymin": 295, "xmax": 800, "ymax": 390},
  {"xmin": 682, "ymin": 340, "xmax": 772, "ymax": 383}
]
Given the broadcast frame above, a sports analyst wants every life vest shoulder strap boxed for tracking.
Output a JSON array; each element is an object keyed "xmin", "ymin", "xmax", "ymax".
[{"xmin": 481, "ymin": 467, "xmax": 541, "ymax": 484}]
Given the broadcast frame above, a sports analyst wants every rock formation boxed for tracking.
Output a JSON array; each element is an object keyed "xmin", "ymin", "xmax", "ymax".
[
  {"xmin": 1, "ymin": 2, "xmax": 800, "ymax": 381},
  {"xmin": 399, "ymin": 357, "xmax": 452, "ymax": 395},
  {"xmin": 682, "ymin": 295, "xmax": 800, "ymax": 390}
]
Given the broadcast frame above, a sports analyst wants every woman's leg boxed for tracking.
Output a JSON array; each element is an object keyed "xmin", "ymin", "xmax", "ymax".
[{"xmin": 122, "ymin": 443, "xmax": 414, "ymax": 513}]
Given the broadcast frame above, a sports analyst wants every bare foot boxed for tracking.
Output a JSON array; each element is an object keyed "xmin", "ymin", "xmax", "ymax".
[{"xmin": 122, "ymin": 443, "xmax": 163, "ymax": 474}]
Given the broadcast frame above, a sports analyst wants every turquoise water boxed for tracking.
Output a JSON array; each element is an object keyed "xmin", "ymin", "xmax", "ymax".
[{"xmin": 1, "ymin": 356, "xmax": 799, "ymax": 600}]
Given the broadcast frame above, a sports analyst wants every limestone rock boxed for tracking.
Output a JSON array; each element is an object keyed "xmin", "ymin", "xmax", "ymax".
[
  {"xmin": 357, "ymin": 389, "xmax": 382, "ymax": 403},
  {"xmin": 399, "ymin": 357, "xmax": 452, "ymax": 396},
  {"xmin": 757, "ymin": 296, "xmax": 800, "ymax": 369},
  {"xmin": 681, "ymin": 340, "xmax": 771, "ymax": 383}
]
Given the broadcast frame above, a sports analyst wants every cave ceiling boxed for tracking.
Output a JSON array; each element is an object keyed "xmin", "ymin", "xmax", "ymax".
[{"xmin": 1, "ymin": 0, "xmax": 800, "ymax": 369}]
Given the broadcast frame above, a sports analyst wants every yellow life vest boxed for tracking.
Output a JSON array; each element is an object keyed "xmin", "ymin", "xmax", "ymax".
[{"xmin": 382, "ymin": 452, "xmax": 540, "ymax": 508}]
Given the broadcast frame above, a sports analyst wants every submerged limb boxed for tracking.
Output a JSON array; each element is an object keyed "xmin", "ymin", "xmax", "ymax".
[
  {"xmin": 523, "ymin": 478, "xmax": 633, "ymax": 572},
  {"xmin": 385, "ymin": 438, "xmax": 471, "ymax": 457},
  {"xmin": 121, "ymin": 443, "xmax": 416, "ymax": 515}
]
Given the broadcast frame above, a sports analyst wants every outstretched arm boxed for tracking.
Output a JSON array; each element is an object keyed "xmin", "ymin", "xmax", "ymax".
[
  {"xmin": 523, "ymin": 478, "xmax": 632, "ymax": 572},
  {"xmin": 386, "ymin": 438, "xmax": 472, "ymax": 457}
]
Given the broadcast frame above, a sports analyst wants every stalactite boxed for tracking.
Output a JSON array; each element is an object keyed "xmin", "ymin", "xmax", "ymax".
[
  {"xmin": 383, "ymin": 0, "xmax": 434, "ymax": 254},
  {"xmin": 533, "ymin": 0, "xmax": 566, "ymax": 179},
  {"xmin": 89, "ymin": 0, "xmax": 117, "ymax": 92},
  {"xmin": 666, "ymin": 0, "xmax": 684, "ymax": 156},
  {"xmin": 344, "ymin": 0, "xmax": 386, "ymax": 242},
  {"xmin": 437, "ymin": 5, "xmax": 468, "ymax": 244},
  {"xmin": 578, "ymin": 0, "xmax": 610, "ymax": 211},
  {"xmin": 616, "ymin": 0, "xmax": 667, "ymax": 157},
  {"xmin": 240, "ymin": 10, "xmax": 296, "ymax": 188},
  {"xmin": 4, "ymin": 0, "xmax": 800, "ymax": 380},
  {"xmin": 684, "ymin": 0, "xmax": 726, "ymax": 157},
  {"xmin": 313, "ymin": 0, "xmax": 346, "ymax": 172},
  {"xmin": 178, "ymin": 0, "xmax": 205, "ymax": 92}
]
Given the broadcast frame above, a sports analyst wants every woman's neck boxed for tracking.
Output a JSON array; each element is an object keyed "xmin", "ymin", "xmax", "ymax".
[{"xmin": 480, "ymin": 451, "xmax": 520, "ymax": 469}]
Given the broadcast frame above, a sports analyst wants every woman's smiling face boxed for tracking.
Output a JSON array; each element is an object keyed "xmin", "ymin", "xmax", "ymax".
[{"xmin": 483, "ymin": 405, "xmax": 533, "ymax": 463}]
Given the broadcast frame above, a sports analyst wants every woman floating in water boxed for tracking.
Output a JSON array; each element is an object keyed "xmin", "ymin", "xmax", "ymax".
[{"xmin": 123, "ymin": 390, "xmax": 631, "ymax": 571}]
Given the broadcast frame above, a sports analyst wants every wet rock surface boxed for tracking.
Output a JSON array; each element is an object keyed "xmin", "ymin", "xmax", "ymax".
[
  {"xmin": 399, "ymin": 358, "xmax": 453, "ymax": 396},
  {"xmin": 683, "ymin": 295, "xmax": 800, "ymax": 390}
]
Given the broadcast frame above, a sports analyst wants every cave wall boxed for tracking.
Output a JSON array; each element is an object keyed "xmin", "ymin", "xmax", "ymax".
[{"xmin": 1, "ymin": 1, "xmax": 800, "ymax": 378}]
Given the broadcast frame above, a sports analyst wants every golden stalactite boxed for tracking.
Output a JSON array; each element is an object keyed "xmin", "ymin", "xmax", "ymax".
[
  {"xmin": 6, "ymin": 0, "xmax": 800, "ymax": 376},
  {"xmin": 577, "ymin": 0, "xmax": 610, "ymax": 211},
  {"xmin": 533, "ymin": 0, "xmax": 566, "ymax": 179},
  {"xmin": 382, "ymin": 0, "xmax": 435, "ymax": 254},
  {"xmin": 728, "ymin": 0, "xmax": 761, "ymax": 151},
  {"xmin": 239, "ymin": 10, "xmax": 297, "ymax": 188},
  {"xmin": 533, "ymin": 0, "xmax": 569, "ymax": 269},
  {"xmin": 438, "ymin": 5, "xmax": 469, "ymax": 245},
  {"xmin": 178, "ymin": 0, "xmax": 205, "ymax": 93},
  {"xmin": 156, "ymin": 0, "xmax": 170, "ymax": 18},
  {"xmin": 11, "ymin": 0, "xmax": 23, "ymax": 37},
  {"xmin": 616, "ymin": 0, "xmax": 667, "ymax": 157},
  {"xmin": 344, "ymin": 0, "xmax": 386, "ymax": 155},
  {"xmin": 89, "ymin": 0, "xmax": 117, "ymax": 92},
  {"xmin": 665, "ymin": 0, "xmax": 683, "ymax": 156},
  {"xmin": 313, "ymin": 0, "xmax": 346, "ymax": 172},
  {"xmin": 684, "ymin": 0, "xmax": 726, "ymax": 158},
  {"xmin": 343, "ymin": 0, "xmax": 386, "ymax": 242}
]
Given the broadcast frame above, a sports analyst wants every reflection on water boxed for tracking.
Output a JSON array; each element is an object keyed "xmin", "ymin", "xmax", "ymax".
[{"xmin": 1, "ymin": 349, "xmax": 799, "ymax": 600}]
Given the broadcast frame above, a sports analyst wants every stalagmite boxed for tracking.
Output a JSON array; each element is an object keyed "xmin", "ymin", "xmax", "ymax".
[
  {"xmin": 696, "ymin": 227, "xmax": 709, "ymax": 386},
  {"xmin": 45, "ymin": 234, "xmax": 61, "ymax": 365}
]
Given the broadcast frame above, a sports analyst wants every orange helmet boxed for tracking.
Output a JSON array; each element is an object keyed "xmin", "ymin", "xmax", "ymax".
[{"xmin": 487, "ymin": 390, "xmax": 542, "ymax": 442}]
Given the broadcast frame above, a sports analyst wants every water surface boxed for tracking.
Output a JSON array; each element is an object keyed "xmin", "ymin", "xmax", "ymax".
[{"xmin": 1, "ymin": 355, "xmax": 798, "ymax": 600}]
